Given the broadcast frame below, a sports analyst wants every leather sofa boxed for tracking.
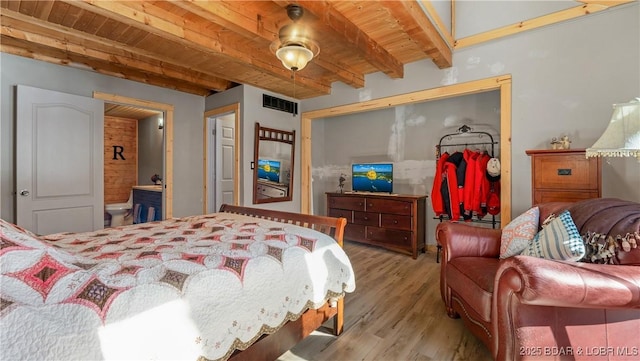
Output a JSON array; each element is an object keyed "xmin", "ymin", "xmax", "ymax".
[{"xmin": 436, "ymin": 198, "xmax": 640, "ymax": 360}]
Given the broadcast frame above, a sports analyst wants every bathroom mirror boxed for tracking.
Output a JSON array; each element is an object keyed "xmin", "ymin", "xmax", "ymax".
[{"xmin": 253, "ymin": 122, "xmax": 295, "ymax": 204}]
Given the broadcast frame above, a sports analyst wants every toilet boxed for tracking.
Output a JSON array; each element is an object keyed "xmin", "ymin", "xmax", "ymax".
[{"xmin": 105, "ymin": 191, "xmax": 133, "ymax": 227}]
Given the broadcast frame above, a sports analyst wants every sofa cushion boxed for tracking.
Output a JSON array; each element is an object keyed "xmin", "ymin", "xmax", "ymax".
[
  {"xmin": 500, "ymin": 206, "xmax": 539, "ymax": 259},
  {"xmin": 447, "ymin": 257, "xmax": 500, "ymax": 322},
  {"xmin": 567, "ymin": 198, "xmax": 640, "ymax": 265},
  {"xmin": 521, "ymin": 210, "xmax": 585, "ymax": 261}
]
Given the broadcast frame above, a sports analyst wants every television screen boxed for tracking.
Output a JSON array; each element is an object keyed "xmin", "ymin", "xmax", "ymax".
[
  {"xmin": 258, "ymin": 159, "xmax": 281, "ymax": 182},
  {"xmin": 352, "ymin": 163, "xmax": 393, "ymax": 193}
]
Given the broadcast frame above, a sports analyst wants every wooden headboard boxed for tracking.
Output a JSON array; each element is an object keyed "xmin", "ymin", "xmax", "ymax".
[{"xmin": 219, "ymin": 204, "xmax": 347, "ymax": 247}]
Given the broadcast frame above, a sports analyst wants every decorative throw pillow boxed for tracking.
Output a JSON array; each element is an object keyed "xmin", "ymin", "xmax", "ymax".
[
  {"xmin": 521, "ymin": 210, "xmax": 585, "ymax": 261},
  {"xmin": 499, "ymin": 206, "xmax": 539, "ymax": 259}
]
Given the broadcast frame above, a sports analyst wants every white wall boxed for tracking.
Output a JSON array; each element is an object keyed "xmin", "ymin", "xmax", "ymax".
[
  {"xmin": 205, "ymin": 84, "xmax": 302, "ymax": 213},
  {"xmin": 0, "ymin": 53, "xmax": 205, "ymax": 222},
  {"xmin": 302, "ymin": 4, "xmax": 640, "ymax": 217}
]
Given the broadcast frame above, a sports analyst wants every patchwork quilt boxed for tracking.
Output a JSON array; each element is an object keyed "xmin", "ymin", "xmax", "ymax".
[{"xmin": 0, "ymin": 213, "xmax": 355, "ymax": 361}]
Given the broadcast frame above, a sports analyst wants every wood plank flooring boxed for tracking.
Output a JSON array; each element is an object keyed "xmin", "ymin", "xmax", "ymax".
[{"xmin": 278, "ymin": 242, "xmax": 493, "ymax": 361}]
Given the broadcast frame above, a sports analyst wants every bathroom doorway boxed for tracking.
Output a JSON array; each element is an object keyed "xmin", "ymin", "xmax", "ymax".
[
  {"xmin": 94, "ymin": 92, "xmax": 175, "ymax": 224},
  {"xmin": 204, "ymin": 104, "xmax": 240, "ymax": 213}
]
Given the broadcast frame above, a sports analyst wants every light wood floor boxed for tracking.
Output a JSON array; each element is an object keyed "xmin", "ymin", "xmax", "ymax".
[{"xmin": 278, "ymin": 242, "xmax": 493, "ymax": 361}]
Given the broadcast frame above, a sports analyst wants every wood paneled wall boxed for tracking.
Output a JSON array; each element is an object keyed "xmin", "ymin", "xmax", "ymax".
[{"xmin": 104, "ymin": 116, "xmax": 137, "ymax": 204}]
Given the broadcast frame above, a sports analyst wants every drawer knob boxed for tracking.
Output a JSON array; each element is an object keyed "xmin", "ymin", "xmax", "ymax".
[
  {"xmin": 363, "ymin": 216, "xmax": 368, "ymax": 220},
  {"xmin": 557, "ymin": 168, "xmax": 572, "ymax": 176},
  {"xmin": 394, "ymin": 220, "xmax": 398, "ymax": 224}
]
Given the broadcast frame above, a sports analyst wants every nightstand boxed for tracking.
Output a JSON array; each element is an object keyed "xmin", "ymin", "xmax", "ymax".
[{"xmin": 526, "ymin": 148, "xmax": 601, "ymax": 204}]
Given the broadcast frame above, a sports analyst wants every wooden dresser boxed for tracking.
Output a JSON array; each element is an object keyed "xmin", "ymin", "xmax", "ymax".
[
  {"xmin": 326, "ymin": 192, "xmax": 427, "ymax": 259},
  {"xmin": 526, "ymin": 148, "xmax": 601, "ymax": 204}
]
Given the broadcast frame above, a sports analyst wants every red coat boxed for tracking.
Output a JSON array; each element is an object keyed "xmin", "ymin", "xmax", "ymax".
[
  {"xmin": 473, "ymin": 152, "xmax": 492, "ymax": 217},
  {"xmin": 431, "ymin": 152, "xmax": 464, "ymax": 221},
  {"xmin": 430, "ymin": 152, "xmax": 449, "ymax": 217}
]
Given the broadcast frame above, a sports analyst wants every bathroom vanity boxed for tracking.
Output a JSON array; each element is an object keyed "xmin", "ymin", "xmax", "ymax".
[{"xmin": 133, "ymin": 185, "xmax": 162, "ymax": 223}]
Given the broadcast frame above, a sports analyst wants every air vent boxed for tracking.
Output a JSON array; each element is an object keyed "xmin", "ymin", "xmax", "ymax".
[{"xmin": 263, "ymin": 94, "xmax": 298, "ymax": 115}]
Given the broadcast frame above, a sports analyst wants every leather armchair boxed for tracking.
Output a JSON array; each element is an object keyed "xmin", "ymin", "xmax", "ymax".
[{"xmin": 437, "ymin": 198, "xmax": 640, "ymax": 360}]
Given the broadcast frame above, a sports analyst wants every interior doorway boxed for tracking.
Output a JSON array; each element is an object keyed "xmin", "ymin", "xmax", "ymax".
[
  {"xmin": 103, "ymin": 103, "xmax": 164, "ymax": 226},
  {"xmin": 204, "ymin": 104, "xmax": 240, "ymax": 213},
  {"xmin": 301, "ymin": 75, "xmax": 513, "ymax": 224},
  {"xmin": 94, "ymin": 92, "xmax": 175, "ymax": 219}
]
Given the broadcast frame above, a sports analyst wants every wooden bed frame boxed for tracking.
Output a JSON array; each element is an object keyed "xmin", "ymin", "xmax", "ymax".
[{"xmin": 218, "ymin": 204, "xmax": 348, "ymax": 361}]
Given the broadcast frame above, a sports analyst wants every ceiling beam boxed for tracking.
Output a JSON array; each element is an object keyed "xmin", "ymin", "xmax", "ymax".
[
  {"xmin": 292, "ymin": 0, "xmax": 405, "ymax": 79},
  {"xmin": 417, "ymin": 0, "xmax": 454, "ymax": 49},
  {"xmin": 66, "ymin": 0, "xmax": 330, "ymax": 95},
  {"xmin": 172, "ymin": 1, "xmax": 365, "ymax": 89},
  {"xmin": 382, "ymin": 1, "xmax": 452, "ymax": 69},
  {"xmin": 0, "ymin": 10, "xmax": 233, "ymax": 92},
  {"xmin": 1, "ymin": 40, "xmax": 212, "ymax": 95}
]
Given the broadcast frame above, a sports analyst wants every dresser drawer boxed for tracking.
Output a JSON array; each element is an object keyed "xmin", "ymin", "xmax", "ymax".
[
  {"xmin": 532, "ymin": 154, "xmax": 599, "ymax": 190},
  {"xmin": 345, "ymin": 224, "xmax": 365, "ymax": 240},
  {"xmin": 328, "ymin": 208, "xmax": 352, "ymax": 222},
  {"xmin": 353, "ymin": 211, "xmax": 379, "ymax": 226},
  {"xmin": 534, "ymin": 190, "xmax": 599, "ymax": 204},
  {"xmin": 367, "ymin": 227, "xmax": 412, "ymax": 248},
  {"xmin": 328, "ymin": 196, "xmax": 365, "ymax": 211},
  {"xmin": 380, "ymin": 214, "xmax": 411, "ymax": 231},
  {"xmin": 365, "ymin": 198, "xmax": 412, "ymax": 215}
]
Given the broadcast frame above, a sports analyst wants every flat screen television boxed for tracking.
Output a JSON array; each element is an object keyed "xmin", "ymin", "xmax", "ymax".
[
  {"xmin": 257, "ymin": 159, "xmax": 281, "ymax": 183},
  {"xmin": 352, "ymin": 163, "xmax": 393, "ymax": 193}
]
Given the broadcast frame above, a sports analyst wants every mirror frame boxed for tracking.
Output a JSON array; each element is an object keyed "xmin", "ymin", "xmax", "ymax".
[{"xmin": 252, "ymin": 122, "xmax": 296, "ymax": 204}]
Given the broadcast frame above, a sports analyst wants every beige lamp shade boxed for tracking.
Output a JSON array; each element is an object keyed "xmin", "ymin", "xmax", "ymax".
[{"xmin": 586, "ymin": 98, "xmax": 640, "ymax": 161}]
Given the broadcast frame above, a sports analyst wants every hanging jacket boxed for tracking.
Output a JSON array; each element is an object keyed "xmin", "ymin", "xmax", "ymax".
[
  {"xmin": 431, "ymin": 152, "xmax": 450, "ymax": 217},
  {"xmin": 473, "ymin": 151, "xmax": 492, "ymax": 218},
  {"xmin": 462, "ymin": 149, "xmax": 479, "ymax": 221},
  {"xmin": 444, "ymin": 151, "xmax": 465, "ymax": 221},
  {"xmin": 441, "ymin": 161, "xmax": 461, "ymax": 221}
]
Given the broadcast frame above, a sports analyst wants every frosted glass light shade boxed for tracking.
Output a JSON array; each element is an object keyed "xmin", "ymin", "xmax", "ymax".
[
  {"xmin": 586, "ymin": 98, "xmax": 640, "ymax": 161},
  {"xmin": 276, "ymin": 45, "xmax": 314, "ymax": 71}
]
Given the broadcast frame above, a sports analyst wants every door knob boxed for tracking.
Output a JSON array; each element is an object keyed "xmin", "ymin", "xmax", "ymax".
[{"xmin": 19, "ymin": 190, "xmax": 30, "ymax": 196}]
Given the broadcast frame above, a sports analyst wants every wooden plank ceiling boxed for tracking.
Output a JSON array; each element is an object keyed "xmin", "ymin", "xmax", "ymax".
[{"xmin": 0, "ymin": 0, "xmax": 451, "ymax": 99}]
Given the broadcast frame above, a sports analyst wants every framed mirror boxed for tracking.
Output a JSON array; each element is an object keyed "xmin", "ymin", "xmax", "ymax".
[{"xmin": 253, "ymin": 122, "xmax": 295, "ymax": 204}]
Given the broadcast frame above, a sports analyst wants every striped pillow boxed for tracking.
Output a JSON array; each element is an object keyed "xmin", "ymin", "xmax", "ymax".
[{"xmin": 521, "ymin": 210, "xmax": 585, "ymax": 261}]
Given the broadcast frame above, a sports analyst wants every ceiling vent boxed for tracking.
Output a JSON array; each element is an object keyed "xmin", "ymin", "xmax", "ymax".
[{"xmin": 263, "ymin": 94, "xmax": 298, "ymax": 115}]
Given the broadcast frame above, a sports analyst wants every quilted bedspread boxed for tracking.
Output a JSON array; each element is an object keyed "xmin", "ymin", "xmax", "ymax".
[{"xmin": 0, "ymin": 213, "xmax": 355, "ymax": 360}]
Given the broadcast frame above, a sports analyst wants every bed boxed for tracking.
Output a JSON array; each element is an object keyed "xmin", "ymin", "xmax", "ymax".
[{"xmin": 0, "ymin": 205, "xmax": 355, "ymax": 361}]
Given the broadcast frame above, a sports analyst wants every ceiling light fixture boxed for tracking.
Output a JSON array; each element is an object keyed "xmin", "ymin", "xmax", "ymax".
[{"xmin": 271, "ymin": 4, "xmax": 319, "ymax": 72}]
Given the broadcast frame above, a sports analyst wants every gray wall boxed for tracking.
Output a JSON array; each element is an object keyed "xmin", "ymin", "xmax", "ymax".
[
  {"xmin": 303, "ymin": 4, "xmax": 640, "ymax": 221},
  {"xmin": 0, "ymin": 53, "xmax": 205, "ymax": 222},
  {"xmin": 138, "ymin": 114, "xmax": 164, "ymax": 185},
  {"xmin": 312, "ymin": 92, "xmax": 501, "ymax": 238},
  {"xmin": 205, "ymin": 84, "xmax": 302, "ymax": 213}
]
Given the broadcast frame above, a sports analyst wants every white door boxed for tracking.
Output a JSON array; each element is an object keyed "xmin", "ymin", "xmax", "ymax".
[
  {"xmin": 216, "ymin": 114, "xmax": 236, "ymax": 211},
  {"xmin": 16, "ymin": 85, "xmax": 104, "ymax": 234},
  {"xmin": 207, "ymin": 113, "xmax": 235, "ymax": 213}
]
